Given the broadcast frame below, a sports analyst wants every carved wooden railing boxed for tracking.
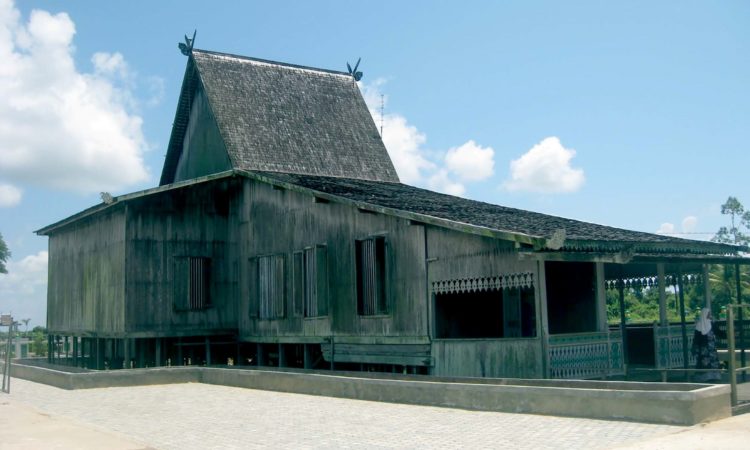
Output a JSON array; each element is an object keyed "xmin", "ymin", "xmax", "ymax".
[
  {"xmin": 653, "ymin": 324, "xmax": 696, "ymax": 369},
  {"xmin": 548, "ymin": 331, "xmax": 624, "ymax": 379}
]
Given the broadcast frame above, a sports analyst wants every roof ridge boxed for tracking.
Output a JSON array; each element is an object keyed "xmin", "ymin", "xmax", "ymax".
[{"xmin": 192, "ymin": 48, "xmax": 352, "ymax": 77}]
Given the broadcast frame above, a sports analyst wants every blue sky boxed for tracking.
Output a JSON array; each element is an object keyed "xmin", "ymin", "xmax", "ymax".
[{"xmin": 0, "ymin": 1, "xmax": 748, "ymax": 327}]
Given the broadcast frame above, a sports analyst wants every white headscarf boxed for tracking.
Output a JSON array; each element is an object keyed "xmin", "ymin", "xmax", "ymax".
[{"xmin": 695, "ymin": 307, "xmax": 712, "ymax": 335}]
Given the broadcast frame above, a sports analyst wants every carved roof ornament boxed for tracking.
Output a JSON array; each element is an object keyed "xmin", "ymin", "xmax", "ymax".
[
  {"xmin": 178, "ymin": 30, "xmax": 197, "ymax": 56},
  {"xmin": 347, "ymin": 57, "xmax": 363, "ymax": 81}
]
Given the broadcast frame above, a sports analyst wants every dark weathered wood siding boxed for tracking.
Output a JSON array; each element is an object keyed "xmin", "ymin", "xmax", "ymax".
[
  {"xmin": 47, "ymin": 209, "xmax": 126, "ymax": 335},
  {"xmin": 238, "ymin": 179, "xmax": 428, "ymax": 344},
  {"xmin": 173, "ymin": 86, "xmax": 232, "ymax": 183},
  {"xmin": 124, "ymin": 179, "xmax": 241, "ymax": 336},
  {"xmin": 426, "ymin": 227, "xmax": 544, "ymax": 377}
]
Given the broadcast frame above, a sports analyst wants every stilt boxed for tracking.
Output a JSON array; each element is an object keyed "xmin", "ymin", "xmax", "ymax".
[
  {"xmin": 137, "ymin": 339, "xmax": 145, "ymax": 368},
  {"xmin": 123, "ymin": 338, "xmax": 130, "ymax": 369},
  {"xmin": 303, "ymin": 344, "xmax": 312, "ymax": 369},
  {"xmin": 205, "ymin": 336, "xmax": 211, "ymax": 366},
  {"xmin": 72, "ymin": 337, "xmax": 78, "ymax": 367},
  {"xmin": 278, "ymin": 343, "xmax": 287, "ymax": 367},
  {"xmin": 155, "ymin": 338, "xmax": 162, "ymax": 367},
  {"xmin": 177, "ymin": 337, "xmax": 183, "ymax": 365}
]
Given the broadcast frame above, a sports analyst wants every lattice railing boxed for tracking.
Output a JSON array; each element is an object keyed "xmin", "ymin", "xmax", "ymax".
[
  {"xmin": 714, "ymin": 320, "xmax": 750, "ymax": 350},
  {"xmin": 548, "ymin": 331, "xmax": 624, "ymax": 379},
  {"xmin": 654, "ymin": 325, "xmax": 696, "ymax": 369}
]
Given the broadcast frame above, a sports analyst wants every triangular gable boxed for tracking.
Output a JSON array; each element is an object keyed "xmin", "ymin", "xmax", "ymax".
[{"xmin": 160, "ymin": 50, "xmax": 400, "ymax": 186}]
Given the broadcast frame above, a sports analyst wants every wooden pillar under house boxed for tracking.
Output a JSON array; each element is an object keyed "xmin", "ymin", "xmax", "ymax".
[
  {"xmin": 137, "ymin": 339, "xmax": 145, "ymax": 368},
  {"xmin": 177, "ymin": 337, "xmax": 183, "ymax": 365},
  {"xmin": 72, "ymin": 337, "xmax": 78, "ymax": 367},
  {"xmin": 278, "ymin": 343, "xmax": 287, "ymax": 368},
  {"xmin": 303, "ymin": 344, "xmax": 313, "ymax": 369},
  {"xmin": 677, "ymin": 267, "xmax": 689, "ymax": 372},
  {"xmin": 205, "ymin": 337, "xmax": 211, "ymax": 366},
  {"xmin": 657, "ymin": 263, "xmax": 668, "ymax": 326},
  {"xmin": 123, "ymin": 338, "xmax": 130, "ymax": 369},
  {"xmin": 47, "ymin": 334, "xmax": 53, "ymax": 363},
  {"xmin": 155, "ymin": 338, "xmax": 162, "ymax": 367},
  {"xmin": 595, "ymin": 262, "xmax": 607, "ymax": 332},
  {"xmin": 617, "ymin": 270, "xmax": 628, "ymax": 367}
]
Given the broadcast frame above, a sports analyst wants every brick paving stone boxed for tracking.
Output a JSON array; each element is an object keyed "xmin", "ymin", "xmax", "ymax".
[{"xmin": 8, "ymin": 378, "xmax": 685, "ymax": 450}]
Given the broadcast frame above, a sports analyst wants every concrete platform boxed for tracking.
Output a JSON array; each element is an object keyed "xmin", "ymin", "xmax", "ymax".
[{"xmin": 7, "ymin": 361, "xmax": 732, "ymax": 425}]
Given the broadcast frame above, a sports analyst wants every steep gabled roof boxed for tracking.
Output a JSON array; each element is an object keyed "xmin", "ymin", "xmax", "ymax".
[{"xmin": 160, "ymin": 50, "xmax": 399, "ymax": 185}]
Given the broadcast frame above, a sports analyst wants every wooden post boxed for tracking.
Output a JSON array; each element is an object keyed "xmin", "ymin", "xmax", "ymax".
[
  {"xmin": 95, "ymin": 338, "xmax": 102, "ymax": 370},
  {"xmin": 137, "ymin": 339, "xmax": 145, "ymax": 368},
  {"xmin": 595, "ymin": 262, "xmax": 607, "ymax": 332},
  {"xmin": 177, "ymin": 337, "xmax": 183, "ymax": 366},
  {"xmin": 64, "ymin": 336, "xmax": 69, "ymax": 363},
  {"xmin": 728, "ymin": 306, "xmax": 737, "ymax": 406},
  {"xmin": 205, "ymin": 336, "xmax": 211, "ymax": 366},
  {"xmin": 303, "ymin": 344, "xmax": 313, "ymax": 369},
  {"xmin": 278, "ymin": 343, "xmax": 287, "ymax": 367},
  {"xmin": 657, "ymin": 263, "xmax": 667, "ymax": 326},
  {"xmin": 736, "ymin": 263, "xmax": 746, "ymax": 382},
  {"xmin": 677, "ymin": 267, "xmax": 689, "ymax": 373},
  {"xmin": 537, "ymin": 260, "xmax": 550, "ymax": 378},
  {"xmin": 72, "ymin": 337, "xmax": 78, "ymax": 367},
  {"xmin": 47, "ymin": 334, "xmax": 53, "ymax": 363},
  {"xmin": 703, "ymin": 264, "xmax": 711, "ymax": 310},
  {"xmin": 618, "ymin": 272, "xmax": 628, "ymax": 368},
  {"xmin": 123, "ymin": 338, "xmax": 130, "ymax": 369},
  {"xmin": 155, "ymin": 338, "xmax": 162, "ymax": 367}
]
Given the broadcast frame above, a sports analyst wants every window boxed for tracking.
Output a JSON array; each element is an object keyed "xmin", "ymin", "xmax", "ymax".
[
  {"xmin": 257, "ymin": 254, "xmax": 285, "ymax": 319},
  {"xmin": 356, "ymin": 236, "xmax": 387, "ymax": 315},
  {"xmin": 293, "ymin": 245, "xmax": 328, "ymax": 317},
  {"xmin": 174, "ymin": 257, "xmax": 211, "ymax": 310}
]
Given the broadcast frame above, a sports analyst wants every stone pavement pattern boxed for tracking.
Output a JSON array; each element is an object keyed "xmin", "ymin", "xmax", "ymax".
[{"xmin": 1, "ymin": 379, "xmax": 698, "ymax": 450}]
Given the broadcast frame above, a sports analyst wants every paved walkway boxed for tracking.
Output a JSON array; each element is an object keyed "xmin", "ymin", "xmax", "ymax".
[{"xmin": 2, "ymin": 379, "xmax": 749, "ymax": 449}]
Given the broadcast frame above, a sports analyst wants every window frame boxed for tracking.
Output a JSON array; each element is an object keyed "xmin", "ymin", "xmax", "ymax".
[
  {"xmin": 355, "ymin": 235, "xmax": 389, "ymax": 316},
  {"xmin": 173, "ymin": 256, "xmax": 212, "ymax": 311}
]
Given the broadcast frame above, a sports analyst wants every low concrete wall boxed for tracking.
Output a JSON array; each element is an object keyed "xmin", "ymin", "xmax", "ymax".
[{"xmin": 9, "ymin": 362, "xmax": 731, "ymax": 425}]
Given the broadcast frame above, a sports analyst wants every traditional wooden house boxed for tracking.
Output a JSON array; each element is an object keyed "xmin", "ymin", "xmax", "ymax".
[{"xmin": 37, "ymin": 49, "xmax": 749, "ymax": 378}]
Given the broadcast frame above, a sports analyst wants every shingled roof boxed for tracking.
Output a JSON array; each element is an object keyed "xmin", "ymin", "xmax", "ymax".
[
  {"xmin": 160, "ymin": 50, "xmax": 399, "ymax": 185},
  {"xmin": 254, "ymin": 171, "xmax": 742, "ymax": 256}
]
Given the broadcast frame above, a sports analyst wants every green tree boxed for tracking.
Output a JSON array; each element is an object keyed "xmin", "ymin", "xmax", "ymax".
[
  {"xmin": 0, "ymin": 231, "xmax": 9, "ymax": 274},
  {"xmin": 709, "ymin": 196, "xmax": 750, "ymax": 314}
]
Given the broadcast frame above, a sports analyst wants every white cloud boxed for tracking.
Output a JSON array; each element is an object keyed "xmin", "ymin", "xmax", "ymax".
[
  {"xmin": 0, "ymin": 250, "xmax": 48, "ymax": 327},
  {"xmin": 444, "ymin": 140, "xmax": 495, "ymax": 181},
  {"xmin": 0, "ymin": 182, "xmax": 21, "ymax": 206},
  {"xmin": 428, "ymin": 169, "xmax": 466, "ymax": 197},
  {"xmin": 360, "ymin": 79, "xmax": 434, "ymax": 184},
  {"xmin": 0, "ymin": 1, "xmax": 149, "ymax": 193},
  {"xmin": 92, "ymin": 51, "xmax": 128, "ymax": 77},
  {"xmin": 504, "ymin": 136, "xmax": 585, "ymax": 193},
  {"xmin": 682, "ymin": 216, "xmax": 698, "ymax": 233},
  {"xmin": 657, "ymin": 223, "xmax": 675, "ymax": 234}
]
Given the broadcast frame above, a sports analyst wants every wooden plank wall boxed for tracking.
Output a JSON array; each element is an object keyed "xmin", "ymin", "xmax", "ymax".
[
  {"xmin": 47, "ymin": 209, "xmax": 127, "ymax": 335},
  {"xmin": 173, "ymin": 86, "xmax": 232, "ymax": 183},
  {"xmin": 431, "ymin": 339, "xmax": 542, "ymax": 378},
  {"xmin": 124, "ymin": 179, "xmax": 240, "ymax": 335},
  {"xmin": 426, "ymin": 227, "xmax": 544, "ymax": 377},
  {"xmin": 238, "ymin": 179, "xmax": 428, "ymax": 344}
]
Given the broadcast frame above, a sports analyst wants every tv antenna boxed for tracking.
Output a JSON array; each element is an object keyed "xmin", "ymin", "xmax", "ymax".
[
  {"xmin": 178, "ymin": 30, "xmax": 197, "ymax": 56},
  {"xmin": 347, "ymin": 57, "xmax": 363, "ymax": 81}
]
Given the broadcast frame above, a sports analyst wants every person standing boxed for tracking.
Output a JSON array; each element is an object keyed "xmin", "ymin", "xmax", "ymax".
[{"xmin": 691, "ymin": 307, "xmax": 722, "ymax": 382}]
